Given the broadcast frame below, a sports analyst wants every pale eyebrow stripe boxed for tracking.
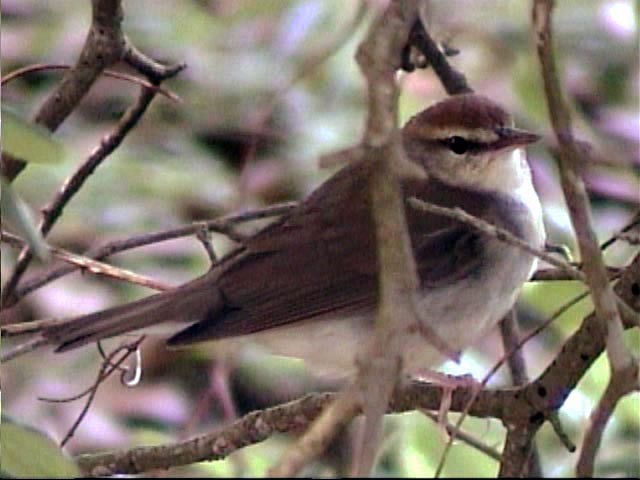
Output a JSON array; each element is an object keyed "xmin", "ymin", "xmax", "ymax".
[{"xmin": 414, "ymin": 126, "xmax": 500, "ymax": 144}]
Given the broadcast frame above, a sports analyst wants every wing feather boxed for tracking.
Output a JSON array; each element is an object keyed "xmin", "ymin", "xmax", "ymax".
[{"xmin": 169, "ymin": 163, "xmax": 489, "ymax": 346}]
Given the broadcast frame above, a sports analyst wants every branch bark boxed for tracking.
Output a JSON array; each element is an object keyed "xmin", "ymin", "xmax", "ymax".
[
  {"xmin": 269, "ymin": 2, "xmax": 424, "ymax": 475},
  {"xmin": 1, "ymin": 0, "xmax": 125, "ymax": 181},
  {"xmin": 1, "ymin": 26, "xmax": 185, "ymax": 309},
  {"xmin": 533, "ymin": 0, "xmax": 631, "ymax": 373},
  {"xmin": 74, "ymin": 252, "xmax": 639, "ymax": 476}
]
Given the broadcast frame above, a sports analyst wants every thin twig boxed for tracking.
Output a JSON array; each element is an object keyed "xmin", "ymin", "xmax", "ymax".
[
  {"xmin": 576, "ymin": 360, "xmax": 640, "ymax": 476},
  {"xmin": 55, "ymin": 336, "xmax": 145, "ymax": 447},
  {"xmin": 0, "ymin": 336, "xmax": 50, "ymax": 363},
  {"xmin": 420, "ymin": 410, "xmax": 503, "ymax": 462},
  {"xmin": 8, "ymin": 202, "xmax": 296, "ymax": 307},
  {"xmin": 1, "ymin": 63, "xmax": 180, "ymax": 101},
  {"xmin": 408, "ymin": 198, "xmax": 584, "ymax": 281},
  {"xmin": 1, "ymin": 231, "xmax": 172, "ymax": 292},
  {"xmin": 533, "ymin": 0, "xmax": 632, "ymax": 376},
  {"xmin": 1, "ymin": 62, "xmax": 183, "ymax": 308},
  {"xmin": 532, "ymin": 266, "xmax": 620, "ymax": 282},
  {"xmin": 599, "ymin": 210, "xmax": 640, "ymax": 251},
  {"xmin": 195, "ymin": 224, "xmax": 218, "ymax": 264}
]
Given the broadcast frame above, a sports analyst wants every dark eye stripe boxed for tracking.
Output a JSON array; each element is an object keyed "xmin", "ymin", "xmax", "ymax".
[{"xmin": 439, "ymin": 136, "xmax": 484, "ymax": 155}]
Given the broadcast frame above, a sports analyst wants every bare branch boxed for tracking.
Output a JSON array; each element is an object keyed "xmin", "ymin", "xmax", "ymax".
[
  {"xmin": 72, "ymin": 248, "xmax": 638, "ymax": 478},
  {"xmin": 1, "ymin": 63, "xmax": 181, "ymax": 101},
  {"xmin": 405, "ymin": 18, "xmax": 472, "ymax": 95},
  {"xmin": 500, "ymin": 310, "xmax": 543, "ymax": 477},
  {"xmin": 57, "ymin": 337, "xmax": 145, "ymax": 447},
  {"xmin": 408, "ymin": 197, "xmax": 583, "ymax": 281},
  {"xmin": 576, "ymin": 360, "xmax": 640, "ymax": 477},
  {"xmin": 1, "ymin": 0, "xmax": 126, "ymax": 181},
  {"xmin": 533, "ymin": 0, "xmax": 632, "ymax": 377},
  {"xmin": 270, "ymin": 2, "xmax": 424, "ymax": 475},
  {"xmin": 1, "ymin": 63, "xmax": 184, "ymax": 308},
  {"xmin": 1, "ymin": 231, "xmax": 172, "ymax": 293},
  {"xmin": 7, "ymin": 202, "xmax": 296, "ymax": 307}
]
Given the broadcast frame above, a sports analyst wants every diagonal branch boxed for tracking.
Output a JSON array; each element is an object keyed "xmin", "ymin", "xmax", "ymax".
[
  {"xmin": 408, "ymin": 198, "xmax": 583, "ymax": 280},
  {"xmin": 4, "ymin": 202, "xmax": 296, "ymax": 310},
  {"xmin": 72, "ymin": 250, "xmax": 638, "ymax": 477},
  {"xmin": 576, "ymin": 360, "xmax": 640, "ymax": 477},
  {"xmin": 1, "ymin": 0, "xmax": 126, "ymax": 182},
  {"xmin": 269, "ymin": 2, "xmax": 425, "ymax": 476},
  {"xmin": 533, "ymin": 0, "xmax": 632, "ymax": 375},
  {"xmin": 1, "ymin": 60, "xmax": 184, "ymax": 309},
  {"xmin": 0, "ymin": 231, "xmax": 172, "ymax": 293}
]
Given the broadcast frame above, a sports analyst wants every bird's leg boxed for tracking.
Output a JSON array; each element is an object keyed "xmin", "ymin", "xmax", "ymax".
[{"xmin": 412, "ymin": 370, "xmax": 482, "ymax": 434}]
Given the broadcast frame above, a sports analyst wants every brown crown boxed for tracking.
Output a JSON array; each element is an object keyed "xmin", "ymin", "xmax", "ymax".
[{"xmin": 404, "ymin": 94, "xmax": 511, "ymax": 136}]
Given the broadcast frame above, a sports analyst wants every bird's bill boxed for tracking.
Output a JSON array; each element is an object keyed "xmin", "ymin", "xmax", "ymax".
[{"xmin": 494, "ymin": 127, "xmax": 541, "ymax": 149}]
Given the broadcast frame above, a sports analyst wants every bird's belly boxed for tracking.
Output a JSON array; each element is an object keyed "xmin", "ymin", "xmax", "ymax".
[
  {"xmin": 405, "ymin": 239, "xmax": 537, "ymax": 370},
  {"xmin": 223, "ymin": 238, "xmax": 539, "ymax": 379}
]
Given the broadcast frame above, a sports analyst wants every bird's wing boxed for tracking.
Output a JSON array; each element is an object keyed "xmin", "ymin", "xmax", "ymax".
[{"xmin": 168, "ymin": 163, "xmax": 487, "ymax": 346}]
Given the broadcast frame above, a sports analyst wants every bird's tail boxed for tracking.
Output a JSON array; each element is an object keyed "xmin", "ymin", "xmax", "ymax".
[{"xmin": 42, "ymin": 275, "xmax": 221, "ymax": 352}]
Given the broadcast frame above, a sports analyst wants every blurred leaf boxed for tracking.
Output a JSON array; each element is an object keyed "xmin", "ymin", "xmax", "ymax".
[
  {"xmin": 1, "ymin": 107, "xmax": 64, "ymax": 164},
  {"xmin": 1, "ymin": 176, "xmax": 50, "ymax": 261},
  {"xmin": 0, "ymin": 415, "xmax": 81, "ymax": 478},
  {"xmin": 398, "ymin": 412, "xmax": 501, "ymax": 477},
  {"xmin": 228, "ymin": 0, "xmax": 294, "ymax": 20},
  {"xmin": 512, "ymin": 54, "xmax": 547, "ymax": 123}
]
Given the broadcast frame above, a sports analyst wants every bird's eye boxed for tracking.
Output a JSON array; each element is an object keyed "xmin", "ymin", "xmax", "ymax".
[{"xmin": 446, "ymin": 136, "xmax": 469, "ymax": 155}]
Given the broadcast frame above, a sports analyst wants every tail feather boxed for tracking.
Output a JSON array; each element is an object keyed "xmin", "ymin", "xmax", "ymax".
[{"xmin": 43, "ymin": 276, "xmax": 222, "ymax": 352}]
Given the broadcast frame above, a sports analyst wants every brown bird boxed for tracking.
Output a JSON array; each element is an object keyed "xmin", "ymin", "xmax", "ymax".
[{"xmin": 41, "ymin": 93, "xmax": 545, "ymax": 377}]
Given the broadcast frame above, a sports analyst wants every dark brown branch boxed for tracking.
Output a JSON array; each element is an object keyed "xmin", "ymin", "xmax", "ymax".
[
  {"xmin": 531, "ymin": 266, "xmax": 620, "ymax": 282},
  {"xmin": 1, "ymin": 63, "xmax": 180, "ymax": 101},
  {"xmin": 123, "ymin": 43, "xmax": 186, "ymax": 82},
  {"xmin": 1, "ymin": 63, "xmax": 183, "ymax": 309},
  {"xmin": 74, "ymin": 250, "xmax": 638, "ymax": 476},
  {"xmin": 1, "ymin": 0, "xmax": 126, "ymax": 181},
  {"xmin": 406, "ymin": 19, "xmax": 473, "ymax": 95},
  {"xmin": 499, "ymin": 310, "xmax": 542, "ymax": 477}
]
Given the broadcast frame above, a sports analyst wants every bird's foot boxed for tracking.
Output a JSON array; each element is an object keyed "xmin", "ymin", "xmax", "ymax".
[{"xmin": 412, "ymin": 370, "xmax": 482, "ymax": 435}]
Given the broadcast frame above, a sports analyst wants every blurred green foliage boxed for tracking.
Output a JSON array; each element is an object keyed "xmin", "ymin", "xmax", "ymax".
[
  {"xmin": 1, "ymin": 416, "xmax": 81, "ymax": 478},
  {"xmin": 2, "ymin": 0, "xmax": 638, "ymax": 477}
]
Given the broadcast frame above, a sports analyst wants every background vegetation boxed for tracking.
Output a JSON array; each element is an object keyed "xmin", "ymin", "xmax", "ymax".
[{"xmin": 2, "ymin": 0, "xmax": 638, "ymax": 477}]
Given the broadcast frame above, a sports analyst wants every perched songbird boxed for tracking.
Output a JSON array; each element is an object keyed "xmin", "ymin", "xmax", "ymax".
[{"xmin": 42, "ymin": 93, "xmax": 545, "ymax": 377}]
